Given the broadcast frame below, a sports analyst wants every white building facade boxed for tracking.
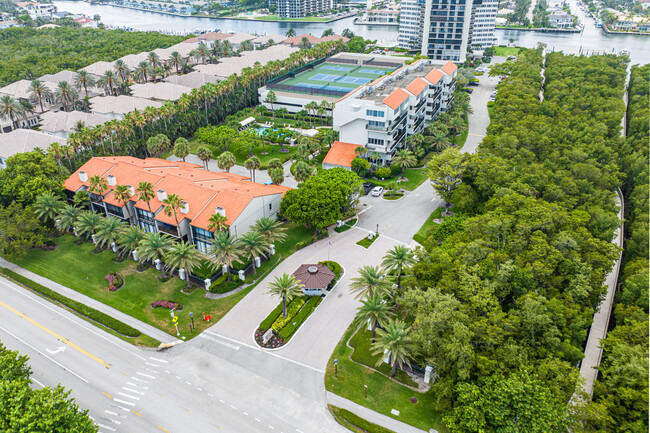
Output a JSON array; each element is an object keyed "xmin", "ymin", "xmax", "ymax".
[{"xmin": 271, "ymin": 0, "xmax": 334, "ymax": 18}]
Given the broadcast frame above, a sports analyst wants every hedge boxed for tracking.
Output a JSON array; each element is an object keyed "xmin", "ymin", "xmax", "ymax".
[
  {"xmin": 295, "ymin": 231, "xmax": 329, "ymax": 251},
  {"xmin": 271, "ymin": 296, "xmax": 306, "ymax": 333},
  {"xmin": 278, "ymin": 296, "xmax": 322, "ymax": 341},
  {"xmin": 0, "ymin": 268, "xmax": 141, "ymax": 338},
  {"xmin": 209, "ymin": 274, "xmax": 244, "ymax": 294},
  {"xmin": 328, "ymin": 405, "xmax": 396, "ymax": 433},
  {"xmin": 192, "ymin": 259, "xmax": 215, "ymax": 280},
  {"xmin": 319, "ymin": 260, "xmax": 342, "ymax": 279},
  {"xmin": 260, "ymin": 302, "xmax": 284, "ymax": 332}
]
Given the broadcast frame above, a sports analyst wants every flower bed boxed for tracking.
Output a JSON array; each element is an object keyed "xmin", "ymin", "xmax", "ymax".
[
  {"xmin": 151, "ymin": 300, "xmax": 183, "ymax": 310},
  {"xmin": 254, "ymin": 327, "xmax": 285, "ymax": 348},
  {"xmin": 256, "ymin": 295, "xmax": 323, "ymax": 348},
  {"xmin": 105, "ymin": 273, "xmax": 124, "ymax": 291}
]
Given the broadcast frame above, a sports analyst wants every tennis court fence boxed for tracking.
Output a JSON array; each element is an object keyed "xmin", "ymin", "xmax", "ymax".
[
  {"xmin": 362, "ymin": 59, "xmax": 402, "ymax": 68},
  {"xmin": 267, "ymin": 57, "xmax": 328, "ymax": 85},
  {"xmin": 266, "ymin": 82, "xmax": 350, "ymax": 97},
  {"xmin": 328, "ymin": 57, "xmax": 358, "ymax": 65}
]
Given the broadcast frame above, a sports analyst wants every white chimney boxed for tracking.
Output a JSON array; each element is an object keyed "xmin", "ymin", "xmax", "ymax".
[
  {"xmin": 157, "ymin": 189, "xmax": 167, "ymax": 201},
  {"xmin": 107, "ymin": 174, "xmax": 116, "ymax": 186},
  {"xmin": 180, "ymin": 200, "xmax": 189, "ymax": 214},
  {"xmin": 79, "ymin": 171, "xmax": 88, "ymax": 182},
  {"xmin": 127, "ymin": 185, "xmax": 135, "ymax": 196},
  {"xmin": 215, "ymin": 206, "xmax": 226, "ymax": 217}
]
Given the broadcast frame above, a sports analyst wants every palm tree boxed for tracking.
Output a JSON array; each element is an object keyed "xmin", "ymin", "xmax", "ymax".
[
  {"xmin": 113, "ymin": 59, "xmax": 131, "ymax": 83},
  {"xmin": 267, "ymin": 273, "xmax": 304, "ymax": 318},
  {"xmin": 381, "ymin": 245, "xmax": 415, "ymax": 290},
  {"xmin": 349, "ymin": 265, "xmax": 392, "ymax": 300},
  {"xmin": 162, "ymin": 193, "xmax": 184, "ymax": 237},
  {"xmin": 118, "ymin": 226, "xmax": 144, "ymax": 259},
  {"xmin": 166, "ymin": 241, "xmax": 202, "ymax": 289},
  {"xmin": 54, "ymin": 81, "xmax": 78, "ymax": 112},
  {"xmin": 264, "ymin": 91, "xmax": 277, "ymax": 117},
  {"xmin": 392, "ymin": 149, "xmax": 417, "ymax": 178},
  {"xmin": 137, "ymin": 232, "xmax": 174, "ymax": 278},
  {"xmin": 285, "ymin": 27, "xmax": 296, "ymax": 37},
  {"xmin": 448, "ymin": 115, "xmax": 467, "ymax": 146},
  {"xmin": 173, "ymin": 137, "xmax": 190, "ymax": 161},
  {"xmin": 97, "ymin": 70, "xmax": 119, "ymax": 96},
  {"xmin": 208, "ymin": 232, "xmax": 242, "ymax": 282},
  {"xmin": 56, "ymin": 205, "xmax": 82, "ymax": 233},
  {"xmin": 28, "ymin": 79, "xmax": 52, "ymax": 112},
  {"xmin": 135, "ymin": 61, "xmax": 152, "ymax": 83},
  {"xmin": 75, "ymin": 70, "xmax": 96, "ymax": 97},
  {"xmin": 89, "ymin": 174, "xmax": 108, "ymax": 198},
  {"xmin": 113, "ymin": 184, "xmax": 132, "ymax": 210},
  {"xmin": 252, "ymin": 217, "xmax": 287, "ymax": 246},
  {"xmin": 196, "ymin": 146, "xmax": 212, "ymax": 170},
  {"xmin": 371, "ymin": 319, "xmax": 413, "ymax": 378},
  {"xmin": 294, "ymin": 161, "xmax": 316, "ymax": 183},
  {"xmin": 239, "ymin": 231, "xmax": 268, "ymax": 274},
  {"xmin": 354, "ymin": 295, "xmax": 393, "ymax": 342},
  {"xmin": 196, "ymin": 42, "xmax": 210, "ymax": 64},
  {"xmin": 216, "ymin": 151, "xmax": 236, "ymax": 172},
  {"xmin": 298, "ymin": 36, "xmax": 312, "ymax": 50},
  {"xmin": 76, "ymin": 210, "xmax": 102, "ymax": 241},
  {"xmin": 136, "ymin": 181, "xmax": 155, "ymax": 215},
  {"xmin": 207, "ymin": 212, "xmax": 229, "ymax": 234},
  {"xmin": 0, "ymin": 95, "xmax": 24, "ymax": 130},
  {"xmin": 33, "ymin": 191, "xmax": 64, "ymax": 225},
  {"xmin": 147, "ymin": 51, "xmax": 161, "ymax": 70},
  {"xmin": 245, "ymin": 156, "xmax": 261, "ymax": 182},
  {"xmin": 19, "ymin": 100, "xmax": 34, "ymax": 125},
  {"xmin": 429, "ymin": 129, "xmax": 450, "ymax": 152},
  {"xmin": 95, "ymin": 216, "xmax": 125, "ymax": 252},
  {"xmin": 168, "ymin": 51, "xmax": 183, "ymax": 75}
]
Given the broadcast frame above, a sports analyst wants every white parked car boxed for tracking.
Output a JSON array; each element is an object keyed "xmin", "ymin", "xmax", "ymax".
[{"xmin": 371, "ymin": 186, "xmax": 384, "ymax": 197}]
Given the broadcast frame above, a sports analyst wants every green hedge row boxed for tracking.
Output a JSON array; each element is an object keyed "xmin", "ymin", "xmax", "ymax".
[
  {"xmin": 271, "ymin": 297, "xmax": 306, "ymax": 333},
  {"xmin": 328, "ymin": 405, "xmax": 396, "ymax": 433},
  {"xmin": 260, "ymin": 302, "xmax": 284, "ymax": 332},
  {"xmin": 295, "ymin": 231, "xmax": 329, "ymax": 251},
  {"xmin": 1, "ymin": 268, "xmax": 141, "ymax": 338},
  {"xmin": 209, "ymin": 274, "xmax": 244, "ymax": 294},
  {"xmin": 278, "ymin": 296, "xmax": 322, "ymax": 341}
]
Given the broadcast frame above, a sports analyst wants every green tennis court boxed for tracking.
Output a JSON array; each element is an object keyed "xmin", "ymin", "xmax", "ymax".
[{"xmin": 278, "ymin": 62, "xmax": 396, "ymax": 94}]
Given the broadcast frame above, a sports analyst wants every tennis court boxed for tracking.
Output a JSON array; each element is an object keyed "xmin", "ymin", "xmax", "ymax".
[
  {"xmin": 309, "ymin": 74, "xmax": 372, "ymax": 85},
  {"xmin": 322, "ymin": 65, "xmax": 353, "ymax": 72}
]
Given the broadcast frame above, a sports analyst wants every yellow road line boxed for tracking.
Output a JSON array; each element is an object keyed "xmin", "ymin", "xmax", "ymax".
[
  {"xmin": 131, "ymin": 410, "xmax": 143, "ymax": 418},
  {"xmin": 179, "ymin": 405, "xmax": 190, "ymax": 412},
  {"xmin": 102, "ymin": 392, "xmax": 113, "ymax": 399},
  {"xmin": 468, "ymin": 133, "xmax": 485, "ymax": 137},
  {"xmin": 0, "ymin": 299, "xmax": 111, "ymax": 369},
  {"xmin": 157, "ymin": 426, "xmax": 169, "ymax": 432}
]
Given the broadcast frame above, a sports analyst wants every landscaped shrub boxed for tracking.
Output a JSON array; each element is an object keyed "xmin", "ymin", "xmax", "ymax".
[
  {"xmin": 389, "ymin": 163, "xmax": 402, "ymax": 176},
  {"xmin": 260, "ymin": 302, "xmax": 284, "ymax": 332},
  {"xmin": 105, "ymin": 273, "xmax": 124, "ymax": 291},
  {"xmin": 295, "ymin": 230, "xmax": 329, "ymax": 251},
  {"xmin": 278, "ymin": 296, "xmax": 322, "ymax": 341},
  {"xmin": 334, "ymin": 218, "xmax": 356, "ymax": 233},
  {"xmin": 209, "ymin": 275, "xmax": 244, "ymax": 294},
  {"xmin": 0, "ymin": 268, "xmax": 141, "ymax": 338},
  {"xmin": 319, "ymin": 260, "xmax": 342, "ymax": 278},
  {"xmin": 375, "ymin": 167, "xmax": 391, "ymax": 179},
  {"xmin": 192, "ymin": 259, "xmax": 215, "ymax": 280},
  {"xmin": 271, "ymin": 296, "xmax": 306, "ymax": 333},
  {"xmin": 151, "ymin": 300, "xmax": 183, "ymax": 310},
  {"xmin": 328, "ymin": 405, "xmax": 396, "ymax": 433}
]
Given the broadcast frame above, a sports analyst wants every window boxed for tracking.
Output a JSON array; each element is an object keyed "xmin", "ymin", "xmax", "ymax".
[
  {"xmin": 369, "ymin": 138, "xmax": 385, "ymax": 145},
  {"xmin": 269, "ymin": 203, "xmax": 273, "ymax": 210},
  {"xmin": 105, "ymin": 203, "xmax": 123, "ymax": 217},
  {"xmin": 366, "ymin": 109, "xmax": 385, "ymax": 118},
  {"xmin": 192, "ymin": 226, "xmax": 213, "ymax": 241},
  {"xmin": 137, "ymin": 208, "xmax": 154, "ymax": 222},
  {"xmin": 368, "ymin": 120, "xmax": 385, "ymax": 128}
]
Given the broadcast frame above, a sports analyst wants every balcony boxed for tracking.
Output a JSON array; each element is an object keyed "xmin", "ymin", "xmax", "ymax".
[
  {"xmin": 157, "ymin": 222, "xmax": 180, "ymax": 238},
  {"xmin": 367, "ymin": 124, "xmax": 387, "ymax": 132}
]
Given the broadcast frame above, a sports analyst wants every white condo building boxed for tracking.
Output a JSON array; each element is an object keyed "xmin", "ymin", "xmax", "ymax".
[
  {"xmin": 332, "ymin": 60, "xmax": 457, "ymax": 164},
  {"xmin": 398, "ymin": 0, "xmax": 498, "ymax": 61},
  {"xmin": 269, "ymin": 0, "xmax": 334, "ymax": 18}
]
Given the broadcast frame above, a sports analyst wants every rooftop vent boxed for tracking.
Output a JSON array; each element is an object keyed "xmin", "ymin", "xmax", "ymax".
[
  {"xmin": 308, "ymin": 266, "xmax": 318, "ymax": 274},
  {"xmin": 78, "ymin": 171, "xmax": 88, "ymax": 182},
  {"xmin": 157, "ymin": 189, "xmax": 167, "ymax": 201},
  {"xmin": 215, "ymin": 206, "xmax": 226, "ymax": 217},
  {"xmin": 180, "ymin": 201, "xmax": 189, "ymax": 214},
  {"xmin": 127, "ymin": 185, "xmax": 135, "ymax": 196},
  {"xmin": 107, "ymin": 174, "xmax": 116, "ymax": 186}
]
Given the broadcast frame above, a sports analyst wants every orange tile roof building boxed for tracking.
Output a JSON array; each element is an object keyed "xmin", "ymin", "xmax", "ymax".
[
  {"xmin": 322, "ymin": 141, "xmax": 362, "ymax": 170},
  {"xmin": 331, "ymin": 59, "xmax": 457, "ymax": 165},
  {"xmin": 64, "ymin": 157, "xmax": 290, "ymax": 253}
]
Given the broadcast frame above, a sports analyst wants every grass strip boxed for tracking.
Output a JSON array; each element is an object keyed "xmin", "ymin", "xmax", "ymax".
[
  {"xmin": 328, "ymin": 405, "xmax": 397, "ymax": 433},
  {"xmin": 0, "ymin": 268, "xmax": 141, "ymax": 338},
  {"xmin": 335, "ymin": 218, "xmax": 357, "ymax": 233},
  {"xmin": 357, "ymin": 235, "xmax": 378, "ymax": 249},
  {"xmin": 412, "ymin": 207, "xmax": 442, "ymax": 246}
]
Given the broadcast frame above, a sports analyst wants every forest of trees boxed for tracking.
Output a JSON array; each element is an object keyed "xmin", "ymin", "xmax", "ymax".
[
  {"xmin": 419, "ymin": 49, "xmax": 646, "ymax": 432},
  {"xmin": 0, "ymin": 27, "xmax": 186, "ymax": 86}
]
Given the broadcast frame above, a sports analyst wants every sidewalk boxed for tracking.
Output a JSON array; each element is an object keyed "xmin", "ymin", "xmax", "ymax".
[
  {"xmin": 326, "ymin": 392, "xmax": 435, "ymax": 433},
  {"xmin": 0, "ymin": 258, "xmax": 178, "ymax": 344}
]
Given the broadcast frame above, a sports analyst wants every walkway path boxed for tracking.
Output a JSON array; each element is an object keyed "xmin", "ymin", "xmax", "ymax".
[{"xmin": 0, "ymin": 257, "xmax": 178, "ymax": 344}]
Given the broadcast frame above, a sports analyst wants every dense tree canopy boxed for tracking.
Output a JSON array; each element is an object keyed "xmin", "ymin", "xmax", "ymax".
[{"xmin": 0, "ymin": 151, "xmax": 68, "ymax": 206}]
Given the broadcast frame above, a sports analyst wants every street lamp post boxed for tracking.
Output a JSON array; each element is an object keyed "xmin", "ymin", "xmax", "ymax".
[
  {"xmin": 364, "ymin": 384, "xmax": 368, "ymax": 399},
  {"xmin": 190, "ymin": 312, "xmax": 195, "ymax": 331},
  {"xmin": 334, "ymin": 359, "xmax": 338, "ymax": 378}
]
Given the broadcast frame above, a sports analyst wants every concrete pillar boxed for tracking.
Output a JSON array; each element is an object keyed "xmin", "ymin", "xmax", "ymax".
[
  {"xmin": 222, "ymin": 264, "xmax": 228, "ymax": 275},
  {"xmin": 269, "ymin": 244, "xmax": 275, "ymax": 255},
  {"xmin": 383, "ymin": 349, "xmax": 391, "ymax": 364},
  {"xmin": 179, "ymin": 268, "xmax": 186, "ymax": 280},
  {"xmin": 91, "ymin": 234, "xmax": 97, "ymax": 245},
  {"xmin": 424, "ymin": 365, "xmax": 433, "ymax": 384},
  {"xmin": 238, "ymin": 270, "xmax": 245, "ymax": 281},
  {"xmin": 367, "ymin": 231, "xmax": 374, "ymax": 240},
  {"xmin": 204, "ymin": 278, "xmax": 211, "ymax": 291},
  {"xmin": 132, "ymin": 250, "xmax": 138, "ymax": 261},
  {"xmin": 110, "ymin": 242, "xmax": 117, "ymax": 253},
  {"xmin": 154, "ymin": 259, "xmax": 161, "ymax": 270},
  {"xmin": 254, "ymin": 256, "xmax": 261, "ymax": 268},
  {"xmin": 367, "ymin": 318, "xmax": 373, "ymax": 331}
]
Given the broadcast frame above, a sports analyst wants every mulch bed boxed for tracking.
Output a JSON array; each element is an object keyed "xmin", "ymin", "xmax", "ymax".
[{"xmin": 254, "ymin": 327, "xmax": 285, "ymax": 349}]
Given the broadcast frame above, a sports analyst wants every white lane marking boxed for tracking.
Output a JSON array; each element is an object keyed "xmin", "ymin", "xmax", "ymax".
[
  {"xmin": 136, "ymin": 372, "xmax": 156, "ymax": 379},
  {"xmin": 149, "ymin": 357, "xmax": 168, "ymax": 363},
  {"xmin": 0, "ymin": 278, "xmax": 146, "ymax": 361},
  {"xmin": 31, "ymin": 377, "xmax": 45, "ymax": 387},
  {"xmin": 185, "ymin": 381, "xmax": 192, "ymax": 385},
  {"xmin": 255, "ymin": 418, "xmax": 261, "ymax": 422},
  {"xmin": 105, "ymin": 418, "xmax": 121, "ymax": 425},
  {"xmin": 297, "ymin": 429, "xmax": 305, "ymax": 433},
  {"xmin": 113, "ymin": 398, "xmax": 135, "ymax": 406},
  {"xmin": 198, "ymin": 333, "xmax": 241, "ymax": 350},
  {"xmin": 269, "ymin": 426, "xmax": 274, "ymax": 430},
  {"xmin": 243, "ymin": 412, "xmax": 249, "ymax": 416},
  {"xmin": 196, "ymin": 387, "xmax": 202, "ymax": 391},
  {"xmin": 175, "ymin": 376, "xmax": 181, "ymax": 380},
  {"xmin": 122, "ymin": 387, "xmax": 144, "ymax": 395},
  {"xmin": 219, "ymin": 399, "xmax": 225, "ymax": 403},
  {"xmin": 230, "ymin": 405, "xmax": 237, "ymax": 410},
  {"xmin": 104, "ymin": 411, "xmax": 118, "ymax": 416},
  {"xmin": 110, "ymin": 404, "xmax": 131, "ymax": 412},
  {"xmin": 96, "ymin": 423, "xmax": 116, "ymax": 431},
  {"xmin": 118, "ymin": 392, "xmax": 140, "ymax": 400},
  {"xmin": 127, "ymin": 382, "xmax": 148, "ymax": 390},
  {"xmin": 0, "ymin": 326, "xmax": 89, "ymax": 383},
  {"xmin": 144, "ymin": 368, "xmax": 159, "ymax": 374},
  {"xmin": 208, "ymin": 393, "xmax": 214, "ymax": 397},
  {"xmin": 131, "ymin": 376, "xmax": 149, "ymax": 384},
  {"xmin": 204, "ymin": 331, "xmax": 325, "ymax": 374},
  {"xmin": 145, "ymin": 362, "xmax": 163, "ymax": 368}
]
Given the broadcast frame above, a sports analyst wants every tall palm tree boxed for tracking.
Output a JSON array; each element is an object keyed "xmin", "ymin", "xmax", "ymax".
[
  {"xmin": 239, "ymin": 231, "xmax": 268, "ymax": 275},
  {"xmin": 195, "ymin": 42, "xmax": 210, "ymax": 64},
  {"xmin": 168, "ymin": 51, "xmax": 183, "ymax": 75},
  {"xmin": 0, "ymin": 95, "xmax": 24, "ymax": 130},
  {"xmin": 97, "ymin": 70, "xmax": 119, "ymax": 96},
  {"xmin": 371, "ymin": 319, "xmax": 413, "ymax": 378},
  {"xmin": 28, "ymin": 79, "xmax": 52, "ymax": 112},
  {"xmin": 55, "ymin": 205, "xmax": 82, "ymax": 233},
  {"xmin": 448, "ymin": 115, "xmax": 467, "ymax": 146},
  {"xmin": 89, "ymin": 174, "xmax": 108, "ymax": 198},
  {"xmin": 207, "ymin": 212, "xmax": 229, "ymax": 234},
  {"xmin": 54, "ymin": 81, "xmax": 78, "ymax": 112},
  {"xmin": 118, "ymin": 226, "xmax": 144, "ymax": 259},
  {"xmin": 216, "ymin": 151, "xmax": 236, "ymax": 172},
  {"xmin": 285, "ymin": 27, "xmax": 296, "ymax": 37},
  {"xmin": 429, "ymin": 129, "xmax": 450, "ymax": 152},
  {"xmin": 267, "ymin": 273, "xmax": 304, "ymax": 318},
  {"xmin": 136, "ymin": 181, "xmax": 155, "ymax": 215},
  {"xmin": 137, "ymin": 232, "xmax": 174, "ymax": 278},
  {"xmin": 33, "ymin": 191, "xmax": 64, "ymax": 225},
  {"xmin": 147, "ymin": 51, "xmax": 162, "ymax": 71},
  {"xmin": 95, "ymin": 216, "xmax": 125, "ymax": 252},
  {"xmin": 208, "ymin": 232, "xmax": 242, "ymax": 282},
  {"xmin": 74, "ymin": 70, "xmax": 96, "ymax": 97},
  {"xmin": 162, "ymin": 193, "xmax": 184, "ymax": 237},
  {"xmin": 354, "ymin": 295, "xmax": 393, "ymax": 342},
  {"xmin": 196, "ymin": 146, "xmax": 212, "ymax": 170},
  {"xmin": 134, "ymin": 61, "xmax": 152, "ymax": 84},
  {"xmin": 252, "ymin": 217, "xmax": 287, "ymax": 246},
  {"xmin": 381, "ymin": 245, "xmax": 415, "ymax": 290},
  {"xmin": 392, "ymin": 149, "xmax": 417, "ymax": 178},
  {"xmin": 166, "ymin": 241, "xmax": 202, "ymax": 289},
  {"xmin": 76, "ymin": 210, "xmax": 102, "ymax": 241},
  {"xmin": 245, "ymin": 156, "xmax": 261, "ymax": 182},
  {"xmin": 113, "ymin": 184, "xmax": 132, "ymax": 210},
  {"xmin": 113, "ymin": 59, "xmax": 131, "ymax": 83},
  {"xmin": 264, "ymin": 91, "xmax": 277, "ymax": 117},
  {"xmin": 349, "ymin": 266, "xmax": 392, "ymax": 300}
]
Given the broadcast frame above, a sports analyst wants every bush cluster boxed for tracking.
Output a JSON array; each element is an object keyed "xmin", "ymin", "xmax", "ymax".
[
  {"xmin": 259, "ymin": 303, "xmax": 283, "ymax": 332},
  {"xmin": 278, "ymin": 296, "xmax": 322, "ymax": 341},
  {"xmin": 1, "ymin": 268, "xmax": 140, "ymax": 338},
  {"xmin": 209, "ymin": 275, "xmax": 244, "ymax": 294},
  {"xmin": 151, "ymin": 300, "xmax": 183, "ymax": 310},
  {"xmin": 271, "ymin": 297, "xmax": 306, "ymax": 333}
]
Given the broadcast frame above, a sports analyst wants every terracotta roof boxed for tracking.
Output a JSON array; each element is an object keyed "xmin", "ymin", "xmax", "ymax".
[
  {"xmin": 223, "ymin": 33, "xmax": 255, "ymax": 44},
  {"xmin": 405, "ymin": 77, "xmax": 429, "ymax": 96},
  {"xmin": 323, "ymin": 141, "xmax": 362, "ymax": 168},
  {"xmin": 320, "ymin": 35, "xmax": 350, "ymax": 43},
  {"xmin": 292, "ymin": 264, "xmax": 335, "ymax": 290},
  {"xmin": 382, "ymin": 88, "xmax": 410, "ymax": 110},
  {"xmin": 424, "ymin": 69, "xmax": 444, "ymax": 85},
  {"xmin": 441, "ymin": 60, "xmax": 458, "ymax": 76},
  {"xmin": 283, "ymin": 34, "xmax": 322, "ymax": 46},
  {"xmin": 74, "ymin": 17, "xmax": 94, "ymax": 24},
  {"xmin": 183, "ymin": 32, "xmax": 233, "ymax": 43},
  {"xmin": 65, "ymin": 157, "xmax": 290, "ymax": 230}
]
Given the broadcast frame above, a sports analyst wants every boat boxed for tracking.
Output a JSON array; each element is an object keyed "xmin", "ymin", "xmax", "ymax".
[{"xmin": 620, "ymin": 49, "xmax": 630, "ymax": 57}]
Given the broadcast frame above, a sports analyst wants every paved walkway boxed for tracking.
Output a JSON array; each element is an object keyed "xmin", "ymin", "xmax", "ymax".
[
  {"xmin": 0, "ymin": 258, "xmax": 178, "ymax": 344},
  {"xmin": 326, "ymin": 392, "xmax": 432, "ymax": 433}
]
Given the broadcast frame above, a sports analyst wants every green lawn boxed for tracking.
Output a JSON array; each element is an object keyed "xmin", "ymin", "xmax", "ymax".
[
  {"xmin": 364, "ymin": 167, "xmax": 429, "ymax": 192},
  {"xmin": 12, "ymin": 223, "xmax": 312, "ymax": 340},
  {"xmin": 325, "ymin": 324, "xmax": 447, "ymax": 432},
  {"xmin": 335, "ymin": 218, "xmax": 357, "ymax": 233},
  {"xmin": 412, "ymin": 207, "xmax": 442, "ymax": 245},
  {"xmin": 494, "ymin": 46, "xmax": 522, "ymax": 56},
  {"xmin": 356, "ymin": 235, "xmax": 378, "ymax": 249}
]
